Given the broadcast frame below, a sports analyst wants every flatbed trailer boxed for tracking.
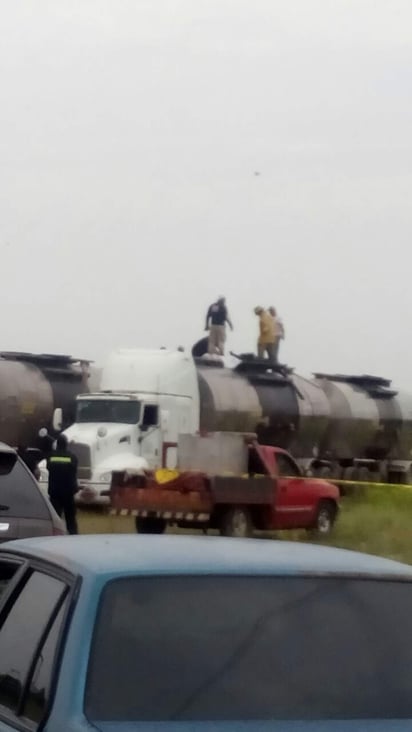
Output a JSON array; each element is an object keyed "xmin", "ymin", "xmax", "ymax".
[{"xmin": 110, "ymin": 436, "xmax": 340, "ymax": 537}]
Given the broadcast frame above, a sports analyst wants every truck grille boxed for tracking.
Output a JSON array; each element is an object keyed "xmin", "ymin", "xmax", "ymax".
[{"xmin": 70, "ymin": 443, "xmax": 92, "ymax": 480}]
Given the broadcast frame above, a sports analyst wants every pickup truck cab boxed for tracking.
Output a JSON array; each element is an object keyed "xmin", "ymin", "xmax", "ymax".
[
  {"xmin": 255, "ymin": 444, "xmax": 339, "ymax": 533},
  {"xmin": 110, "ymin": 437, "xmax": 340, "ymax": 538}
]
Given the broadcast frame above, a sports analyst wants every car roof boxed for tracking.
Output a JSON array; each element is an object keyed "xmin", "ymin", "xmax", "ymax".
[
  {"xmin": 1, "ymin": 535, "xmax": 412, "ymax": 580},
  {"xmin": 0, "ymin": 442, "xmax": 16, "ymax": 454}
]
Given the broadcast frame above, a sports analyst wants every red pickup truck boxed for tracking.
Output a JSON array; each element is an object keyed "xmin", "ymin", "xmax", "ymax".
[{"xmin": 109, "ymin": 439, "xmax": 340, "ymax": 538}]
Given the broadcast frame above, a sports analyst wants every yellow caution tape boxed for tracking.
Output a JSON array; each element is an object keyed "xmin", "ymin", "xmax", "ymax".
[
  {"xmin": 332, "ymin": 479, "xmax": 412, "ymax": 490},
  {"xmin": 153, "ymin": 470, "xmax": 412, "ymax": 490},
  {"xmin": 284, "ymin": 476, "xmax": 412, "ymax": 491}
]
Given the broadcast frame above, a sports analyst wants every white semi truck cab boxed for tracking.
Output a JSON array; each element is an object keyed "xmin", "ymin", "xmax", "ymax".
[{"xmin": 58, "ymin": 349, "xmax": 200, "ymax": 504}]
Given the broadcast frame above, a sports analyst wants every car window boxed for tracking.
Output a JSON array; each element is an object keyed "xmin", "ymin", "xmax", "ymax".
[
  {"xmin": 85, "ymin": 575, "xmax": 412, "ymax": 722},
  {"xmin": 0, "ymin": 457, "xmax": 49, "ymax": 520},
  {"xmin": 22, "ymin": 602, "xmax": 66, "ymax": 724},
  {"xmin": 276, "ymin": 453, "xmax": 300, "ymax": 477},
  {"xmin": 0, "ymin": 571, "xmax": 67, "ymax": 719},
  {"xmin": 0, "ymin": 561, "xmax": 21, "ymax": 601}
]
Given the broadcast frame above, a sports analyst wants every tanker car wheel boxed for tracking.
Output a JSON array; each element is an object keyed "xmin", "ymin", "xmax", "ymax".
[
  {"xmin": 318, "ymin": 466, "xmax": 332, "ymax": 479},
  {"xmin": 220, "ymin": 507, "xmax": 253, "ymax": 538},
  {"xmin": 135, "ymin": 517, "xmax": 166, "ymax": 534},
  {"xmin": 340, "ymin": 466, "xmax": 357, "ymax": 496},
  {"xmin": 356, "ymin": 466, "xmax": 371, "ymax": 487},
  {"xmin": 356, "ymin": 465, "xmax": 374, "ymax": 495},
  {"xmin": 310, "ymin": 500, "xmax": 336, "ymax": 536}
]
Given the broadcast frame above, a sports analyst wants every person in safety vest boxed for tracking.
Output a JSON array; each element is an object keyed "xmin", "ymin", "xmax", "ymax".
[{"xmin": 47, "ymin": 434, "xmax": 79, "ymax": 535}]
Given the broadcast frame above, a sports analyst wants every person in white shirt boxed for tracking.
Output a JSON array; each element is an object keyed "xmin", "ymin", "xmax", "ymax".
[{"xmin": 268, "ymin": 306, "xmax": 285, "ymax": 363}]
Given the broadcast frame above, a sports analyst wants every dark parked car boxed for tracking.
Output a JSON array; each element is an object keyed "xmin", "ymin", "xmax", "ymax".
[
  {"xmin": 1, "ymin": 535, "xmax": 412, "ymax": 730},
  {"xmin": 0, "ymin": 443, "xmax": 64, "ymax": 541}
]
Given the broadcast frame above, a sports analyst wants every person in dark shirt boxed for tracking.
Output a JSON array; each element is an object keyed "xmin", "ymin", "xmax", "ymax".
[
  {"xmin": 205, "ymin": 297, "xmax": 233, "ymax": 356},
  {"xmin": 47, "ymin": 434, "xmax": 79, "ymax": 535}
]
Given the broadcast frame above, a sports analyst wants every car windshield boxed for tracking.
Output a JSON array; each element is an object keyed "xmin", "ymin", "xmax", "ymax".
[
  {"xmin": 75, "ymin": 399, "xmax": 140, "ymax": 425},
  {"xmin": 85, "ymin": 575, "xmax": 412, "ymax": 722}
]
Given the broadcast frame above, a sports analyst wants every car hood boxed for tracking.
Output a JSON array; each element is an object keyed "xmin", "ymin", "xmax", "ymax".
[
  {"xmin": 93, "ymin": 720, "xmax": 412, "ymax": 731},
  {"xmin": 64, "ymin": 422, "xmax": 130, "ymax": 443}
]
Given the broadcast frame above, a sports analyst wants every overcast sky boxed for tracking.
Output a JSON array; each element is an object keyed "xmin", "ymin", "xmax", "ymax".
[{"xmin": 1, "ymin": 1, "xmax": 411, "ymax": 385}]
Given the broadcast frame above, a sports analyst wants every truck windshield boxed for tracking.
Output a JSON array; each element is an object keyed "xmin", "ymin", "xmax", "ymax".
[
  {"xmin": 76, "ymin": 399, "xmax": 140, "ymax": 425},
  {"xmin": 85, "ymin": 575, "xmax": 412, "ymax": 722}
]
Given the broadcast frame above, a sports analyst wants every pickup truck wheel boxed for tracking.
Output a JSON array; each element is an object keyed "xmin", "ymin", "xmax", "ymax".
[
  {"xmin": 135, "ymin": 517, "xmax": 166, "ymax": 534},
  {"xmin": 311, "ymin": 501, "xmax": 336, "ymax": 536},
  {"xmin": 220, "ymin": 507, "xmax": 253, "ymax": 538}
]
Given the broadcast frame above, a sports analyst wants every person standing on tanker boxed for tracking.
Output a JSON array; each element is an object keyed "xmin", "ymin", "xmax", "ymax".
[
  {"xmin": 205, "ymin": 297, "xmax": 233, "ymax": 356},
  {"xmin": 47, "ymin": 434, "xmax": 79, "ymax": 535},
  {"xmin": 269, "ymin": 306, "xmax": 285, "ymax": 362},
  {"xmin": 254, "ymin": 306, "xmax": 277, "ymax": 362}
]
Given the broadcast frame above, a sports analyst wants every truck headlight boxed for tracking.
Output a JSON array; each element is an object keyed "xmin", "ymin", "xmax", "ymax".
[{"xmin": 99, "ymin": 472, "xmax": 112, "ymax": 483}]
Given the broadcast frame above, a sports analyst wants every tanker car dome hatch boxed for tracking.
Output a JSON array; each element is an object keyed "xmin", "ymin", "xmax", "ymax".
[
  {"xmin": 232, "ymin": 352, "xmax": 294, "ymax": 377},
  {"xmin": 313, "ymin": 373, "xmax": 397, "ymax": 398},
  {"xmin": 367, "ymin": 388, "xmax": 398, "ymax": 399}
]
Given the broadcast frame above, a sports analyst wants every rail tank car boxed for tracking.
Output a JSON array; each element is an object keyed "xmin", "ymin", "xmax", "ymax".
[
  {"xmin": 193, "ymin": 339, "xmax": 412, "ymax": 481},
  {"xmin": 194, "ymin": 339, "xmax": 330, "ymax": 462},
  {"xmin": 0, "ymin": 352, "xmax": 93, "ymax": 449},
  {"xmin": 196, "ymin": 359, "xmax": 330, "ymax": 460},
  {"xmin": 313, "ymin": 373, "xmax": 412, "ymax": 480}
]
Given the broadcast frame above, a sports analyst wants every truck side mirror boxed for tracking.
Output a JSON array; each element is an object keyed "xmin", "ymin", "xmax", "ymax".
[{"xmin": 52, "ymin": 408, "xmax": 63, "ymax": 432}]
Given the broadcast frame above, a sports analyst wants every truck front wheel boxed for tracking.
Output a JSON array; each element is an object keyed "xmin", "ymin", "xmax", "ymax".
[
  {"xmin": 220, "ymin": 507, "xmax": 253, "ymax": 538},
  {"xmin": 310, "ymin": 500, "xmax": 337, "ymax": 536},
  {"xmin": 135, "ymin": 517, "xmax": 166, "ymax": 535}
]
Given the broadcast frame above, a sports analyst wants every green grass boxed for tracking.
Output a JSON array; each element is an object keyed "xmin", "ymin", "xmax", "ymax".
[
  {"xmin": 79, "ymin": 508, "xmax": 135, "ymax": 536},
  {"xmin": 77, "ymin": 484, "xmax": 412, "ymax": 565}
]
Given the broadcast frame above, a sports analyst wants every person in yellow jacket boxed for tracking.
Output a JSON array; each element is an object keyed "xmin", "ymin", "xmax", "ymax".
[{"xmin": 254, "ymin": 306, "xmax": 277, "ymax": 362}]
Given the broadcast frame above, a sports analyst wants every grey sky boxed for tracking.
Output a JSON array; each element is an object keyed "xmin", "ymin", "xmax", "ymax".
[{"xmin": 1, "ymin": 1, "xmax": 411, "ymax": 385}]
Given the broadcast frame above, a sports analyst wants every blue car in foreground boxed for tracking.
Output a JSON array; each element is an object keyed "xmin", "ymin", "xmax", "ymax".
[{"xmin": 1, "ymin": 535, "xmax": 412, "ymax": 731}]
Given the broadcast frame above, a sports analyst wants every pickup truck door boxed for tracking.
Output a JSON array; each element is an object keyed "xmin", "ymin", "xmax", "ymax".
[{"xmin": 274, "ymin": 453, "xmax": 314, "ymax": 529}]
